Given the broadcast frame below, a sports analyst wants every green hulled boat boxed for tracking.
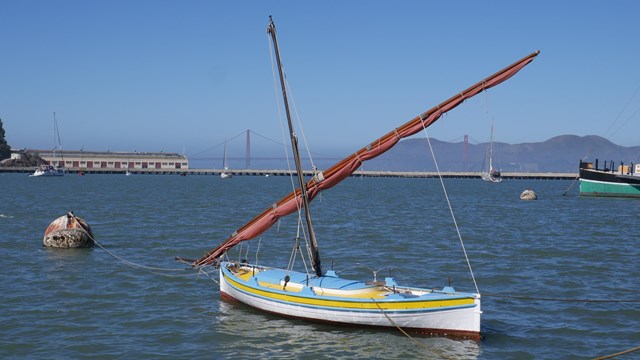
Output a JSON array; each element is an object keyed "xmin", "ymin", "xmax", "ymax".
[{"xmin": 579, "ymin": 159, "xmax": 640, "ymax": 197}]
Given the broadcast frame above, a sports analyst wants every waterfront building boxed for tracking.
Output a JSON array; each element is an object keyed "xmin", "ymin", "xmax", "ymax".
[{"xmin": 28, "ymin": 149, "xmax": 189, "ymax": 170}]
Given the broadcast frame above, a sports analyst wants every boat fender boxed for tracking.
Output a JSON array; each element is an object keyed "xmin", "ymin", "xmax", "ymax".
[{"xmin": 283, "ymin": 275, "xmax": 290, "ymax": 291}]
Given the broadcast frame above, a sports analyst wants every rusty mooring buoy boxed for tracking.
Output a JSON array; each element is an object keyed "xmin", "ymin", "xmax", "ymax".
[{"xmin": 43, "ymin": 212, "xmax": 94, "ymax": 248}]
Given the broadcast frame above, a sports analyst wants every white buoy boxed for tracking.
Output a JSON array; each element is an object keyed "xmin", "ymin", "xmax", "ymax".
[{"xmin": 520, "ymin": 189, "xmax": 537, "ymax": 200}]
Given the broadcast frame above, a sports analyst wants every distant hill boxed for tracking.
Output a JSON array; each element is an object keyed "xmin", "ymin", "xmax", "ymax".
[{"xmin": 365, "ymin": 135, "xmax": 640, "ymax": 173}]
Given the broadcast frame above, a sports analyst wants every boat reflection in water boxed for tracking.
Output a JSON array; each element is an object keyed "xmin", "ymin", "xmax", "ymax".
[{"xmin": 216, "ymin": 301, "xmax": 481, "ymax": 359}]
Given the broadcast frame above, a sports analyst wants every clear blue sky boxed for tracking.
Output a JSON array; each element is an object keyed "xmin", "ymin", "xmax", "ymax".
[{"xmin": 2, "ymin": 1, "xmax": 640, "ymax": 161}]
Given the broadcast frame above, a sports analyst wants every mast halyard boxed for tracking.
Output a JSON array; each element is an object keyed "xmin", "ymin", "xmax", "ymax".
[
  {"xmin": 267, "ymin": 17, "xmax": 323, "ymax": 278},
  {"xmin": 53, "ymin": 112, "xmax": 64, "ymax": 168},
  {"xmin": 223, "ymin": 137, "xmax": 228, "ymax": 169}
]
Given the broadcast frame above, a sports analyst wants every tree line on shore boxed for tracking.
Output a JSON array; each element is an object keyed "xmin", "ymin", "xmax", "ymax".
[
  {"xmin": 0, "ymin": 118, "xmax": 11, "ymax": 160},
  {"xmin": 0, "ymin": 119, "xmax": 46, "ymax": 167}
]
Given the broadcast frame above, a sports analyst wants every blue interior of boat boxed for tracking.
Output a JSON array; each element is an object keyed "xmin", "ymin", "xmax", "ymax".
[{"xmin": 253, "ymin": 268, "xmax": 378, "ymax": 290}]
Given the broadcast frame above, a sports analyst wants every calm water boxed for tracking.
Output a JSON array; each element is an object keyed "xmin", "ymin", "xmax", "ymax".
[{"xmin": 0, "ymin": 173, "xmax": 638, "ymax": 359}]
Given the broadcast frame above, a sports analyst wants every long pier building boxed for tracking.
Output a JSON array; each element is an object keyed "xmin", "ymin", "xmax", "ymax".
[{"xmin": 27, "ymin": 149, "xmax": 189, "ymax": 170}]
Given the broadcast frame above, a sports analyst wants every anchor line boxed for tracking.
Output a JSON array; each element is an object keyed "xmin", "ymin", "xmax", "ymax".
[
  {"xmin": 72, "ymin": 222, "xmax": 197, "ymax": 276},
  {"xmin": 592, "ymin": 345, "xmax": 640, "ymax": 360},
  {"xmin": 198, "ymin": 267, "xmax": 220, "ymax": 286},
  {"xmin": 370, "ymin": 298, "xmax": 448, "ymax": 358},
  {"xmin": 482, "ymin": 293, "xmax": 640, "ymax": 303},
  {"xmin": 561, "ymin": 174, "xmax": 581, "ymax": 196}
]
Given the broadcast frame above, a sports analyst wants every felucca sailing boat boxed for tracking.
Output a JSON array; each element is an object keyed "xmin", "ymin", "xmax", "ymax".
[{"xmin": 187, "ymin": 18, "xmax": 538, "ymax": 339}]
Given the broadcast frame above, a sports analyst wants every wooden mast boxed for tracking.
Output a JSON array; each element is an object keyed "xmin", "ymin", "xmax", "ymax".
[{"xmin": 267, "ymin": 17, "xmax": 323, "ymax": 278}]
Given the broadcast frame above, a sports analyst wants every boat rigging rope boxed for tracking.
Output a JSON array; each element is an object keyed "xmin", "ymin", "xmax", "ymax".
[
  {"xmin": 603, "ymin": 83, "xmax": 640, "ymax": 141},
  {"xmin": 254, "ymin": 236, "xmax": 262, "ymax": 266},
  {"xmin": 268, "ymin": 32, "xmax": 296, "ymax": 195},
  {"xmin": 565, "ymin": 84, "xmax": 640, "ymax": 196},
  {"xmin": 266, "ymin": 32, "xmax": 316, "ymax": 172},
  {"xmin": 267, "ymin": 33, "xmax": 317, "ymax": 179},
  {"xmin": 285, "ymin": 77, "xmax": 316, "ymax": 171},
  {"xmin": 268, "ymin": 31, "xmax": 311, "ymax": 266},
  {"xmin": 268, "ymin": 31, "xmax": 320, "ymax": 281},
  {"xmin": 421, "ymin": 125, "xmax": 480, "ymax": 294}
]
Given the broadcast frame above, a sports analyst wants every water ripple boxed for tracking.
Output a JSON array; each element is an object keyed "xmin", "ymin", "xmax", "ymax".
[{"xmin": 1, "ymin": 175, "xmax": 638, "ymax": 359}]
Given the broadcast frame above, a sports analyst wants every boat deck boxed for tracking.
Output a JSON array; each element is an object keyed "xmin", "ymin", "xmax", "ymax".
[{"xmin": 227, "ymin": 264, "xmax": 440, "ymax": 300}]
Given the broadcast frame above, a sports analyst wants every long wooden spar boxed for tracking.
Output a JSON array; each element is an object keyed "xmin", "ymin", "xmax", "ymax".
[{"xmin": 192, "ymin": 50, "xmax": 540, "ymax": 267}]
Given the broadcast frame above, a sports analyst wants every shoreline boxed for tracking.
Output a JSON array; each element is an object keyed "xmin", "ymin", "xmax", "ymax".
[{"xmin": 0, "ymin": 167, "xmax": 577, "ymax": 180}]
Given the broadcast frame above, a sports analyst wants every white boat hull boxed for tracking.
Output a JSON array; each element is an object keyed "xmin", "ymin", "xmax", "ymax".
[
  {"xmin": 481, "ymin": 171, "xmax": 502, "ymax": 183},
  {"xmin": 30, "ymin": 165, "xmax": 64, "ymax": 177},
  {"xmin": 218, "ymin": 262, "xmax": 481, "ymax": 338}
]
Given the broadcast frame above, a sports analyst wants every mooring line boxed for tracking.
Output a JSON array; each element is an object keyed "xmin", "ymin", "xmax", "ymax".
[
  {"xmin": 198, "ymin": 267, "xmax": 220, "ymax": 286},
  {"xmin": 371, "ymin": 298, "xmax": 450, "ymax": 359},
  {"xmin": 482, "ymin": 293, "xmax": 640, "ymax": 303},
  {"xmin": 74, "ymin": 225, "xmax": 196, "ymax": 276},
  {"xmin": 592, "ymin": 345, "xmax": 640, "ymax": 360},
  {"xmin": 561, "ymin": 175, "xmax": 579, "ymax": 196}
]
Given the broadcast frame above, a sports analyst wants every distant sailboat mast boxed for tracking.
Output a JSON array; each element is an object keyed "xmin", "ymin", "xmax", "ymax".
[
  {"xmin": 267, "ymin": 17, "xmax": 322, "ymax": 278},
  {"xmin": 222, "ymin": 137, "xmax": 228, "ymax": 169},
  {"xmin": 221, "ymin": 137, "xmax": 233, "ymax": 179},
  {"xmin": 53, "ymin": 112, "xmax": 64, "ymax": 168}
]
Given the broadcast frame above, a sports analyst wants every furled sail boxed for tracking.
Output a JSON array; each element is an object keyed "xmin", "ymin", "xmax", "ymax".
[{"xmin": 193, "ymin": 50, "xmax": 540, "ymax": 266}]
